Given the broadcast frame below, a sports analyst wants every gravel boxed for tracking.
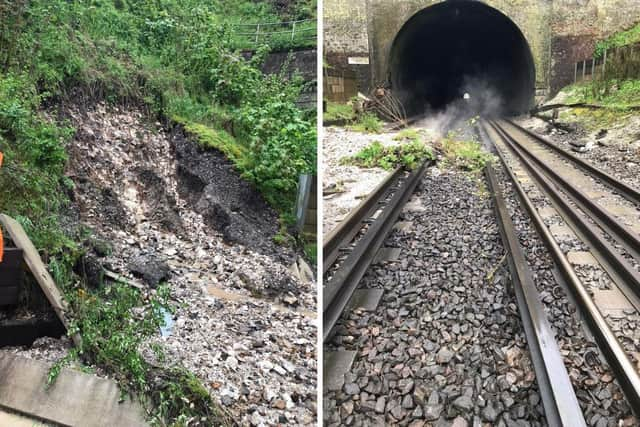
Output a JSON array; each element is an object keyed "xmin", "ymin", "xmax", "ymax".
[{"xmin": 325, "ymin": 169, "xmax": 545, "ymax": 426}]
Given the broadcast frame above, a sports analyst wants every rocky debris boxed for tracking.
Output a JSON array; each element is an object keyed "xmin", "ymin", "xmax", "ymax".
[
  {"xmin": 45, "ymin": 103, "xmax": 316, "ymax": 425},
  {"xmin": 324, "ymin": 171, "xmax": 544, "ymax": 426},
  {"xmin": 128, "ymin": 253, "xmax": 171, "ymax": 288}
]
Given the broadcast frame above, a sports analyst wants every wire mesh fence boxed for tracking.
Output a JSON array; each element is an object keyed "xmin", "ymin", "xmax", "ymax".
[{"xmin": 232, "ymin": 18, "xmax": 316, "ymax": 49}]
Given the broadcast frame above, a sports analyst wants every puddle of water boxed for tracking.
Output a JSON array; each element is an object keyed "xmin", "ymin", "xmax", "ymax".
[{"xmin": 159, "ymin": 308, "xmax": 174, "ymax": 337}]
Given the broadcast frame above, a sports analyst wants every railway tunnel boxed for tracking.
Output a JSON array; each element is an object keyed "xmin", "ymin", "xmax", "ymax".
[{"xmin": 390, "ymin": 1, "xmax": 536, "ymax": 117}]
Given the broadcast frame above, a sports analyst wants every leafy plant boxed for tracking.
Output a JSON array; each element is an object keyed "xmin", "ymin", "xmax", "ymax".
[
  {"xmin": 441, "ymin": 132, "xmax": 494, "ymax": 173},
  {"xmin": 345, "ymin": 139, "xmax": 433, "ymax": 170},
  {"xmin": 595, "ymin": 22, "xmax": 640, "ymax": 58}
]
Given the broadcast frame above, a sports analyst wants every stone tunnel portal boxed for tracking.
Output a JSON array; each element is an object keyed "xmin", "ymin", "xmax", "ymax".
[{"xmin": 390, "ymin": 1, "xmax": 536, "ymax": 117}]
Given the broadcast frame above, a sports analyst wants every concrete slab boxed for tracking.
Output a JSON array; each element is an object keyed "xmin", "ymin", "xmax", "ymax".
[
  {"xmin": 537, "ymin": 206, "xmax": 557, "ymax": 219},
  {"xmin": 584, "ymin": 190, "xmax": 606, "ymax": 200},
  {"xmin": 374, "ymin": 247, "xmax": 401, "ymax": 264},
  {"xmin": 593, "ymin": 288, "xmax": 634, "ymax": 313},
  {"xmin": 602, "ymin": 204, "xmax": 638, "ymax": 217},
  {"xmin": 549, "ymin": 224, "xmax": 575, "ymax": 237},
  {"xmin": 627, "ymin": 222, "xmax": 640, "ymax": 236},
  {"xmin": 0, "ymin": 353, "xmax": 147, "ymax": 427},
  {"xmin": 567, "ymin": 251, "xmax": 598, "ymax": 266},
  {"xmin": 323, "ymin": 351, "xmax": 357, "ymax": 392},
  {"xmin": 0, "ymin": 410, "xmax": 49, "ymax": 427},
  {"xmin": 348, "ymin": 289, "xmax": 384, "ymax": 311}
]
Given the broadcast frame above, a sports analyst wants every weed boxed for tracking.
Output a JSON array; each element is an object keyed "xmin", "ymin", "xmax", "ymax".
[
  {"xmin": 349, "ymin": 113, "xmax": 384, "ymax": 134},
  {"xmin": 441, "ymin": 132, "xmax": 494, "ymax": 173},
  {"xmin": 304, "ymin": 242, "xmax": 317, "ymax": 265},
  {"xmin": 393, "ymin": 128, "xmax": 421, "ymax": 142},
  {"xmin": 345, "ymin": 139, "xmax": 434, "ymax": 170},
  {"xmin": 323, "ymin": 101, "xmax": 354, "ymax": 123},
  {"xmin": 595, "ymin": 22, "xmax": 640, "ymax": 58}
]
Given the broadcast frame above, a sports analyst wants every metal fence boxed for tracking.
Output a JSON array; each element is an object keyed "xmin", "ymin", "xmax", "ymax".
[
  {"xmin": 232, "ymin": 18, "xmax": 316, "ymax": 48},
  {"xmin": 574, "ymin": 42, "xmax": 640, "ymax": 83}
]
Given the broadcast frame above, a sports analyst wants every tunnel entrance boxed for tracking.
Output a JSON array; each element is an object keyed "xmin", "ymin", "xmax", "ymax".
[{"xmin": 390, "ymin": 1, "xmax": 535, "ymax": 118}]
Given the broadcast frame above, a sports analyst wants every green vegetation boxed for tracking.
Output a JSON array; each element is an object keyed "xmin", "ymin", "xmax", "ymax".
[
  {"xmin": 323, "ymin": 101, "xmax": 355, "ymax": 122},
  {"xmin": 349, "ymin": 112, "xmax": 384, "ymax": 134},
  {"xmin": 393, "ymin": 128, "xmax": 422, "ymax": 143},
  {"xmin": 441, "ymin": 132, "xmax": 494, "ymax": 173},
  {"xmin": 345, "ymin": 139, "xmax": 433, "ymax": 170},
  {"xmin": 0, "ymin": 0, "xmax": 315, "ymax": 425},
  {"xmin": 304, "ymin": 242, "xmax": 317, "ymax": 265},
  {"xmin": 568, "ymin": 24, "xmax": 640, "ymax": 111},
  {"xmin": 595, "ymin": 22, "xmax": 640, "ymax": 58},
  {"xmin": 564, "ymin": 79, "xmax": 640, "ymax": 109}
]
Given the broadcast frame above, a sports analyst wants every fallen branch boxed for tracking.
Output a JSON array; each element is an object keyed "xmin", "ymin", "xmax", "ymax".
[
  {"xmin": 103, "ymin": 269, "xmax": 145, "ymax": 289},
  {"xmin": 532, "ymin": 102, "xmax": 640, "ymax": 114}
]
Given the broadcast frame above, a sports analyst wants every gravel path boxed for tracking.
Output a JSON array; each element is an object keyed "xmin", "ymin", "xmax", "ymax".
[{"xmin": 325, "ymin": 169, "xmax": 545, "ymax": 426}]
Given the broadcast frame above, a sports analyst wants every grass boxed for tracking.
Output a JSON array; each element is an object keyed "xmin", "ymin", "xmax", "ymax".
[
  {"xmin": 555, "ymin": 79, "xmax": 639, "ymax": 131},
  {"xmin": 304, "ymin": 242, "xmax": 317, "ymax": 265},
  {"xmin": 323, "ymin": 101, "xmax": 354, "ymax": 123},
  {"xmin": 558, "ymin": 107, "xmax": 633, "ymax": 132},
  {"xmin": 344, "ymin": 139, "xmax": 433, "ymax": 170},
  {"xmin": 349, "ymin": 112, "xmax": 384, "ymax": 134},
  {"xmin": 393, "ymin": 128, "xmax": 422, "ymax": 142},
  {"xmin": 441, "ymin": 132, "xmax": 494, "ymax": 173},
  {"xmin": 175, "ymin": 117, "xmax": 249, "ymax": 167}
]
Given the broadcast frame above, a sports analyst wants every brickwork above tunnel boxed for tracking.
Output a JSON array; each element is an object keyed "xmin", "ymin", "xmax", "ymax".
[{"xmin": 324, "ymin": 0, "xmax": 640, "ymax": 99}]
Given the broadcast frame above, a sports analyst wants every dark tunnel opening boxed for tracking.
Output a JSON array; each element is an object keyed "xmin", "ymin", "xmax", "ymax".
[{"xmin": 390, "ymin": 1, "xmax": 536, "ymax": 118}]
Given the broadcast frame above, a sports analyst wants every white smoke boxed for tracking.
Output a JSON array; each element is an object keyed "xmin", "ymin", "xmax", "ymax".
[{"xmin": 414, "ymin": 75, "xmax": 505, "ymax": 138}]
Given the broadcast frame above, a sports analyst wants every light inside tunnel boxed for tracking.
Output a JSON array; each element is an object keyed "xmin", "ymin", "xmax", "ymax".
[{"xmin": 390, "ymin": 1, "xmax": 536, "ymax": 117}]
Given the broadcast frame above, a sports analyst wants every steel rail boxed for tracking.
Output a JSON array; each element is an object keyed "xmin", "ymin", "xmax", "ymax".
[
  {"xmin": 323, "ymin": 167, "xmax": 403, "ymax": 274},
  {"xmin": 503, "ymin": 118, "xmax": 640, "ymax": 206},
  {"xmin": 492, "ymin": 120, "xmax": 640, "ymax": 261},
  {"xmin": 482, "ymin": 121, "xmax": 640, "ymax": 413},
  {"xmin": 323, "ymin": 161, "xmax": 428, "ymax": 343},
  {"xmin": 485, "ymin": 163, "xmax": 586, "ymax": 426},
  {"xmin": 488, "ymin": 121, "xmax": 640, "ymax": 306}
]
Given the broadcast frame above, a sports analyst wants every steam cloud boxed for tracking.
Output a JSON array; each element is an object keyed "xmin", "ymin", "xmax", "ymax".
[{"xmin": 415, "ymin": 75, "xmax": 505, "ymax": 137}]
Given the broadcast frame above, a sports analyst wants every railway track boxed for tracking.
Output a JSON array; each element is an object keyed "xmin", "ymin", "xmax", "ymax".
[
  {"xmin": 481, "ymin": 118, "xmax": 640, "ymax": 417},
  {"xmin": 322, "ymin": 160, "xmax": 429, "ymax": 343}
]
